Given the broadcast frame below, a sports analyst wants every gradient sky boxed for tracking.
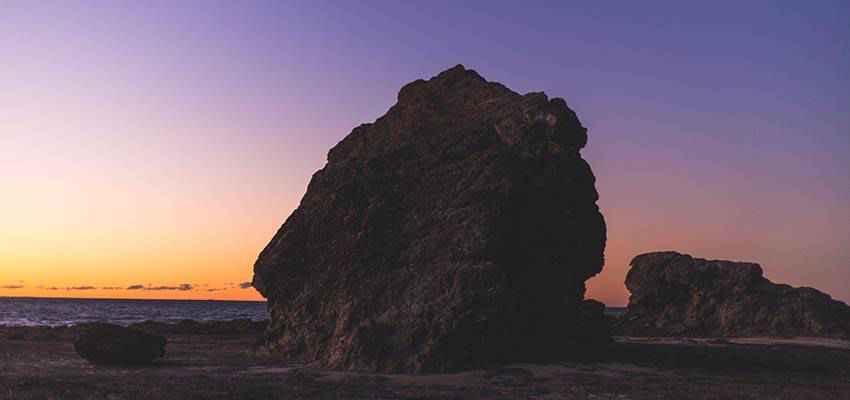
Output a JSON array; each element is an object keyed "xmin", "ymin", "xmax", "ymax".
[{"xmin": 1, "ymin": 1, "xmax": 848, "ymax": 304}]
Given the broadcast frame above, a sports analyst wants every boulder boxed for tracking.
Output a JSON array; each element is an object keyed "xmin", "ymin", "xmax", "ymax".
[
  {"xmin": 74, "ymin": 323, "xmax": 166, "ymax": 365},
  {"xmin": 253, "ymin": 65, "xmax": 607, "ymax": 373},
  {"xmin": 129, "ymin": 319, "xmax": 268, "ymax": 336},
  {"xmin": 618, "ymin": 251, "xmax": 850, "ymax": 338},
  {"xmin": 576, "ymin": 299, "xmax": 613, "ymax": 344}
]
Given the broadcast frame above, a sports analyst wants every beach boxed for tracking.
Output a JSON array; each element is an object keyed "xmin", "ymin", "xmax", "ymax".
[{"xmin": 2, "ymin": 321, "xmax": 849, "ymax": 399}]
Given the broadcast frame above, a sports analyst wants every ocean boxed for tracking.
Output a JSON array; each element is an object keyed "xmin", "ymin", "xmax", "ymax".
[
  {"xmin": 604, "ymin": 306, "xmax": 626, "ymax": 317},
  {"xmin": 0, "ymin": 297, "xmax": 268, "ymax": 327}
]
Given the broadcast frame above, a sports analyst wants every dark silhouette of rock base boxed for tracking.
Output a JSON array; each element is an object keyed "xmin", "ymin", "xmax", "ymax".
[
  {"xmin": 618, "ymin": 251, "xmax": 850, "ymax": 338},
  {"xmin": 253, "ymin": 65, "xmax": 607, "ymax": 373},
  {"xmin": 74, "ymin": 323, "xmax": 166, "ymax": 365}
]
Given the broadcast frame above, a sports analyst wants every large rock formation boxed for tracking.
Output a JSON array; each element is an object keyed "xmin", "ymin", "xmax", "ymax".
[
  {"xmin": 618, "ymin": 252, "xmax": 850, "ymax": 338},
  {"xmin": 253, "ymin": 65, "xmax": 607, "ymax": 373}
]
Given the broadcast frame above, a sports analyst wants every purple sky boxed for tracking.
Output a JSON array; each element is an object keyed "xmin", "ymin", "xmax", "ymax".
[{"xmin": 1, "ymin": 1, "xmax": 848, "ymax": 304}]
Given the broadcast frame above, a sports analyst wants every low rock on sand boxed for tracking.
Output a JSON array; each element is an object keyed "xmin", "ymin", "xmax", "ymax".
[{"xmin": 74, "ymin": 323, "xmax": 166, "ymax": 365}]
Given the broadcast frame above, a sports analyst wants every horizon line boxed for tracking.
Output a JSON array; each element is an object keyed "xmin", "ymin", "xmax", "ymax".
[{"xmin": 0, "ymin": 295, "xmax": 267, "ymax": 303}]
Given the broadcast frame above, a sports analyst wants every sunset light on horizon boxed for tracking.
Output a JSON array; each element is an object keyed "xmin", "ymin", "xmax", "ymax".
[{"xmin": 2, "ymin": 2, "xmax": 848, "ymax": 305}]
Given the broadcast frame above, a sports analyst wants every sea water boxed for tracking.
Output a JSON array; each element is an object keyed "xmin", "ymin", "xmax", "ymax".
[{"xmin": 0, "ymin": 297, "xmax": 267, "ymax": 326}]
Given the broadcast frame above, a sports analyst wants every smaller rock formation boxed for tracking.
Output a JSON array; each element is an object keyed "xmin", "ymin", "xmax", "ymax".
[
  {"xmin": 618, "ymin": 252, "xmax": 850, "ymax": 338},
  {"xmin": 74, "ymin": 323, "xmax": 166, "ymax": 365}
]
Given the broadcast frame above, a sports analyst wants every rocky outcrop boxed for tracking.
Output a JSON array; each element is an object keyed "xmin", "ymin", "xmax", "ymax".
[
  {"xmin": 74, "ymin": 323, "xmax": 166, "ymax": 365},
  {"xmin": 618, "ymin": 252, "xmax": 850, "ymax": 338},
  {"xmin": 253, "ymin": 65, "xmax": 607, "ymax": 373}
]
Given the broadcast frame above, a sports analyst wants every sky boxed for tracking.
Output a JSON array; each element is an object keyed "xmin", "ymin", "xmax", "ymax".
[{"xmin": 1, "ymin": 1, "xmax": 848, "ymax": 304}]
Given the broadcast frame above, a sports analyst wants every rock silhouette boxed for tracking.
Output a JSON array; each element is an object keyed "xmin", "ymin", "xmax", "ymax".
[
  {"xmin": 253, "ymin": 65, "xmax": 607, "ymax": 373},
  {"xmin": 74, "ymin": 323, "xmax": 166, "ymax": 365},
  {"xmin": 618, "ymin": 252, "xmax": 850, "ymax": 338}
]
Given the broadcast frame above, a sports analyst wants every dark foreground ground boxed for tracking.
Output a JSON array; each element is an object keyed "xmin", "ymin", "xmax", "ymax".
[{"xmin": 2, "ymin": 322, "xmax": 849, "ymax": 400}]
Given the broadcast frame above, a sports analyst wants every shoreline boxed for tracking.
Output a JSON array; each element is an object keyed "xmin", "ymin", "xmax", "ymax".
[{"xmin": 0, "ymin": 319, "xmax": 269, "ymax": 340}]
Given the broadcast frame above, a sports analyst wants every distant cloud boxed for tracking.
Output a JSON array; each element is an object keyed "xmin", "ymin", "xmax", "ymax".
[
  {"xmin": 40, "ymin": 285, "xmax": 96, "ymax": 291},
  {"xmin": 27, "ymin": 282, "xmax": 245, "ymax": 293},
  {"xmin": 147, "ymin": 284, "xmax": 194, "ymax": 291},
  {"xmin": 1, "ymin": 285, "xmax": 24, "ymax": 289},
  {"xmin": 126, "ymin": 284, "xmax": 194, "ymax": 291},
  {"xmin": 68, "ymin": 286, "xmax": 96, "ymax": 290},
  {"xmin": 43, "ymin": 286, "xmax": 96, "ymax": 291}
]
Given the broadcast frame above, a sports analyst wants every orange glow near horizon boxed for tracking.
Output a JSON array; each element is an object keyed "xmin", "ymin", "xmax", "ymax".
[
  {"xmin": 0, "ymin": 288, "xmax": 264, "ymax": 302},
  {"xmin": 0, "ymin": 168, "xmax": 293, "ymax": 301}
]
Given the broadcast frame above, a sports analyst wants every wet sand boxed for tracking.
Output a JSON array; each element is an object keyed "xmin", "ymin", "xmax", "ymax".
[{"xmin": 2, "ymin": 323, "xmax": 849, "ymax": 399}]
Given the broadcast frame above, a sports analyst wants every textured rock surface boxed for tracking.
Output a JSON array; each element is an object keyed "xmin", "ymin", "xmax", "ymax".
[
  {"xmin": 618, "ymin": 252, "xmax": 850, "ymax": 338},
  {"xmin": 74, "ymin": 323, "xmax": 166, "ymax": 365},
  {"xmin": 253, "ymin": 65, "xmax": 607, "ymax": 373}
]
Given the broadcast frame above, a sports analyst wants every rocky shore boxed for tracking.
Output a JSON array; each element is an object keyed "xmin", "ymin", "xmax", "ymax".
[
  {"xmin": 5, "ymin": 67, "xmax": 846, "ymax": 398},
  {"xmin": 2, "ymin": 319, "xmax": 850, "ymax": 399}
]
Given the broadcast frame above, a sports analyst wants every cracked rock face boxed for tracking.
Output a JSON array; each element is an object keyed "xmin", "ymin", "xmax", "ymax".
[
  {"xmin": 619, "ymin": 252, "xmax": 850, "ymax": 339},
  {"xmin": 253, "ymin": 65, "xmax": 607, "ymax": 373}
]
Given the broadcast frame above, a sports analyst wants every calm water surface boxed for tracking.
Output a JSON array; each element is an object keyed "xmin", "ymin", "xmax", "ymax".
[
  {"xmin": 604, "ymin": 306, "xmax": 626, "ymax": 317},
  {"xmin": 0, "ymin": 297, "xmax": 267, "ymax": 326}
]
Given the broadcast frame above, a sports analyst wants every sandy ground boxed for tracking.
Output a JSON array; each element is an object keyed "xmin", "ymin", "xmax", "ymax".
[
  {"xmin": 617, "ymin": 335, "xmax": 850, "ymax": 350},
  {"xmin": 1, "ymin": 326, "xmax": 849, "ymax": 399}
]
